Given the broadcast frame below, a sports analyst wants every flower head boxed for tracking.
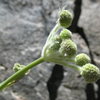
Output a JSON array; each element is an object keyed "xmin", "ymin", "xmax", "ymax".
[
  {"xmin": 59, "ymin": 10, "xmax": 73, "ymax": 28},
  {"xmin": 59, "ymin": 39, "xmax": 77, "ymax": 57},
  {"xmin": 80, "ymin": 63, "xmax": 100, "ymax": 83},
  {"xmin": 60, "ymin": 29, "xmax": 72, "ymax": 39},
  {"xmin": 75, "ymin": 53, "xmax": 91, "ymax": 66}
]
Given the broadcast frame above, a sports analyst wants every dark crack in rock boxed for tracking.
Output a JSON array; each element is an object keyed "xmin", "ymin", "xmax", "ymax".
[
  {"xmin": 78, "ymin": 0, "xmax": 100, "ymax": 67},
  {"xmin": 78, "ymin": 0, "xmax": 100, "ymax": 100}
]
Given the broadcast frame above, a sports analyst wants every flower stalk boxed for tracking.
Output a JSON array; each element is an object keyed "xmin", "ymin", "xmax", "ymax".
[
  {"xmin": 0, "ymin": 9, "xmax": 100, "ymax": 91},
  {"xmin": 0, "ymin": 57, "xmax": 44, "ymax": 90}
]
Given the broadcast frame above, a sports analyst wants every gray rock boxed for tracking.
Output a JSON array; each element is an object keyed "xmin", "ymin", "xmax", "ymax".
[
  {"xmin": 0, "ymin": 0, "xmax": 50, "ymax": 100},
  {"xmin": 78, "ymin": 0, "xmax": 100, "ymax": 66}
]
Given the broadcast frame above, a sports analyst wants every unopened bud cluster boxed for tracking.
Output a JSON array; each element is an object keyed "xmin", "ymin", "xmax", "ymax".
[{"xmin": 42, "ymin": 9, "xmax": 100, "ymax": 83}]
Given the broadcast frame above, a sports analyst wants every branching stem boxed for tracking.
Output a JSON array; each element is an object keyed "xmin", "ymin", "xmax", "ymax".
[{"xmin": 0, "ymin": 57, "xmax": 44, "ymax": 91}]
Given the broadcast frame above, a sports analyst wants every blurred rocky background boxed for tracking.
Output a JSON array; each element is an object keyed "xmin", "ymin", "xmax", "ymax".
[{"xmin": 0, "ymin": 0, "xmax": 100, "ymax": 100}]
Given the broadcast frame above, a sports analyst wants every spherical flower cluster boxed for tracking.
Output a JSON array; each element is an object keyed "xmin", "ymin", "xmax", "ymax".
[
  {"xmin": 80, "ymin": 63, "xmax": 100, "ymax": 83},
  {"xmin": 75, "ymin": 53, "xmax": 91, "ymax": 66},
  {"xmin": 59, "ymin": 39, "xmax": 77, "ymax": 57},
  {"xmin": 60, "ymin": 29, "xmax": 72, "ymax": 39},
  {"xmin": 59, "ymin": 10, "xmax": 73, "ymax": 28}
]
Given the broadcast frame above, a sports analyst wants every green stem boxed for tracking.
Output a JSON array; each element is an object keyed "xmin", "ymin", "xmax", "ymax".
[
  {"xmin": 64, "ymin": 63, "xmax": 81, "ymax": 72},
  {"xmin": 46, "ymin": 23, "xmax": 60, "ymax": 42},
  {"xmin": 47, "ymin": 58, "xmax": 81, "ymax": 72},
  {"xmin": 0, "ymin": 57, "xmax": 44, "ymax": 91},
  {"xmin": 42, "ymin": 23, "xmax": 61, "ymax": 57}
]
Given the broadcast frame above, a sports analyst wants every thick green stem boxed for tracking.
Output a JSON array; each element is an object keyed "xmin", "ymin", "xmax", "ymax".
[{"xmin": 0, "ymin": 57, "xmax": 44, "ymax": 91}]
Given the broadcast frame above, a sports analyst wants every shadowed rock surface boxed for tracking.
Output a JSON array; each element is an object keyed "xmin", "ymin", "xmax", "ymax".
[{"xmin": 0, "ymin": 0, "xmax": 99, "ymax": 100}]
